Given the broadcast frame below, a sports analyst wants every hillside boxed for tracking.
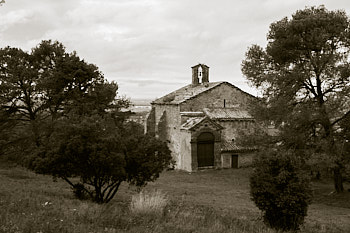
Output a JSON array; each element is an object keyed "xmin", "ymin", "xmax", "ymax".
[{"xmin": 1, "ymin": 162, "xmax": 350, "ymax": 233}]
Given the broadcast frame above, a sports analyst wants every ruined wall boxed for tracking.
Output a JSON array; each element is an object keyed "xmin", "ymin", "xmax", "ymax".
[
  {"xmin": 179, "ymin": 130, "xmax": 192, "ymax": 171},
  {"xmin": 152, "ymin": 104, "xmax": 182, "ymax": 167},
  {"xmin": 145, "ymin": 107, "xmax": 156, "ymax": 136},
  {"xmin": 180, "ymin": 83, "xmax": 254, "ymax": 112},
  {"xmin": 157, "ymin": 111, "xmax": 167, "ymax": 141}
]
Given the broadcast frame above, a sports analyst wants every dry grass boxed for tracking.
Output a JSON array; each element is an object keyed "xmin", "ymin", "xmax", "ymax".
[
  {"xmin": 0, "ymin": 160, "xmax": 349, "ymax": 232},
  {"xmin": 130, "ymin": 190, "xmax": 168, "ymax": 215}
]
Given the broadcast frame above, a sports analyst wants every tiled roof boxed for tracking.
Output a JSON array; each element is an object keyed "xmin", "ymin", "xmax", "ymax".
[
  {"xmin": 180, "ymin": 116, "xmax": 224, "ymax": 131},
  {"xmin": 221, "ymin": 140, "xmax": 257, "ymax": 152},
  {"xmin": 180, "ymin": 117, "xmax": 206, "ymax": 130},
  {"xmin": 152, "ymin": 82, "xmax": 225, "ymax": 105},
  {"xmin": 203, "ymin": 108, "xmax": 253, "ymax": 120},
  {"xmin": 180, "ymin": 112, "xmax": 205, "ymax": 117}
]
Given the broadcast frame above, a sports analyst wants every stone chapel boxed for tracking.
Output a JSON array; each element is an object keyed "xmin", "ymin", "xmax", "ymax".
[{"xmin": 146, "ymin": 64, "xmax": 257, "ymax": 172}]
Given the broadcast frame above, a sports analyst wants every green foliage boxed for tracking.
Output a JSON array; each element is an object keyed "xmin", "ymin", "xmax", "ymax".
[
  {"xmin": 338, "ymin": 115, "xmax": 350, "ymax": 181},
  {"xmin": 0, "ymin": 40, "xmax": 172, "ymax": 203},
  {"xmin": 123, "ymin": 121, "xmax": 174, "ymax": 188},
  {"xmin": 26, "ymin": 116, "xmax": 172, "ymax": 203},
  {"xmin": 125, "ymin": 134, "xmax": 173, "ymax": 187},
  {"xmin": 241, "ymin": 6, "xmax": 350, "ymax": 192},
  {"xmin": 0, "ymin": 40, "xmax": 125, "ymax": 159},
  {"xmin": 28, "ymin": 114, "xmax": 126, "ymax": 203},
  {"xmin": 250, "ymin": 150, "xmax": 312, "ymax": 231}
]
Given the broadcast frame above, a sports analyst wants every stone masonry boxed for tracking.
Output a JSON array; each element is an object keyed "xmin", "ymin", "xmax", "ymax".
[{"xmin": 146, "ymin": 64, "xmax": 257, "ymax": 172}]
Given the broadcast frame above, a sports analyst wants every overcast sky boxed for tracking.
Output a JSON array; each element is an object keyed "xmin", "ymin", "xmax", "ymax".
[{"xmin": 1, "ymin": 0, "xmax": 349, "ymax": 100}]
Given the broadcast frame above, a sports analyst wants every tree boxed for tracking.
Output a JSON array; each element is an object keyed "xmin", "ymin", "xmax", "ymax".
[
  {"xmin": 122, "ymin": 121, "xmax": 173, "ymax": 188},
  {"xmin": 29, "ymin": 114, "xmax": 126, "ymax": 203},
  {"xmin": 250, "ymin": 150, "xmax": 312, "ymax": 231},
  {"xmin": 0, "ymin": 40, "xmax": 173, "ymax": 203},
  {"xmin": 0, "ymin": 40, "xmax": 123, "ymax": 158},
  {"xmin": 28, "ymin": 117, "xmax": 172, "ymax": 203},
  {"xmin": 242, "ymin": 6, "xmax": 350, "ymax": 192}
]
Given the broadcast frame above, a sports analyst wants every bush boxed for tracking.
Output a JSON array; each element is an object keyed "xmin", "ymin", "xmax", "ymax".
[
  {"xmin": 250, "ymin": 150, "xmax": 312, "ymax": 232},
  {"xmin": 124, "ymin": 129, "xmax": 173, "ymax": 188},
  {"xmin": 28, "ymin": 116, "xmax": 172, "ymax": 204},
  {"xmin": 130, "ymin": 190, "xmax": 168, "ymax": 216}
]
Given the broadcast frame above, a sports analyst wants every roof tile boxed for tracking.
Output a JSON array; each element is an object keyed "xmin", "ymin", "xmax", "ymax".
[
  {"xmin": 203, "ymin": 108, "xmax": 253, "ymax": 120},
  {"xmin": 152, "ymin": 82, "xmax": 224, "ymax": 105},
  {"xmin": 221, "ymin": 140, "xmax": 257, "ymax": 152}
]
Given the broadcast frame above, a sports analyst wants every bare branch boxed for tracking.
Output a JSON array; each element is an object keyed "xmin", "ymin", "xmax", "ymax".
[{"xmin": 331, "ymin": 110, "xmax": 350, "ymax": 126}]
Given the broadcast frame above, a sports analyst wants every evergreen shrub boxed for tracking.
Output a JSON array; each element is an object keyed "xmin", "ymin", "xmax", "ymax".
[{"xmin": 250, "ymin": 150, "xmax": 312, "ymax": 231}]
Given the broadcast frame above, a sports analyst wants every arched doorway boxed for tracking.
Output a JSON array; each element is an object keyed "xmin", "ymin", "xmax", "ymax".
[{"xmin": 197, "ymin": 132, "xmax": 214, "ymax": 167}]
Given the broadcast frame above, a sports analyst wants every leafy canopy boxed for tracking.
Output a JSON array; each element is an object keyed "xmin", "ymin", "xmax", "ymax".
[
  {"xmin": 241, "ymin": 6, "xmax": 350, "ymax": 192},
  {"xmin": 0, "ymin": 40, "xmax": 173, "ymax": 203}
]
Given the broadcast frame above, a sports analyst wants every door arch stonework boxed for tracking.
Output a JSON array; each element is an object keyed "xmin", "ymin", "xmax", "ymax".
[{"xmin": 190, "ymin": 126, "xmax": 221, "ymax": 171}]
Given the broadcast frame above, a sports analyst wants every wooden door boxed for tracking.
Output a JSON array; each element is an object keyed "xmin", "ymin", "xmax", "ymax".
[
  {"xmin": 197, "ymin": 132, "xmax": 214, "ymax": 167},
  {"xmin": 232, "ymin": 155, "xmax": 238, "ymax": 168}
]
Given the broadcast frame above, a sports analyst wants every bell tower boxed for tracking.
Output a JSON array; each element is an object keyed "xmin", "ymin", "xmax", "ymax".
[{"xmin": 191, "ymin": 64, "xmax": 209, "ymax": 85}]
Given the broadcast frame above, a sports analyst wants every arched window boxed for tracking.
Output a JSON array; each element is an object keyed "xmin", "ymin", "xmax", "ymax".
[{"xmin": 198, "ymin": 66, "xmax": 203, "ymax": 83}]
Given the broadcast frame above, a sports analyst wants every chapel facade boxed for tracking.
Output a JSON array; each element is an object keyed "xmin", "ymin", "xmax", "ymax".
[{"xmin": 146, "ymin": 64, "xmax": 257, "ymax": 172}]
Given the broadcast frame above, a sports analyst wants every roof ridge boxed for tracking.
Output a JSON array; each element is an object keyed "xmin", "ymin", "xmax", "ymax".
[
  {"xmin": 152, "ymin": 81, "xmax": 225, "ymax": 105},
  {"xmin": 177, "ymin": 81, "xmax": 224, "ymax": 104},
  {"xmin": 151, "ymin": 81, "xmax": 256, "ymax": 105}
]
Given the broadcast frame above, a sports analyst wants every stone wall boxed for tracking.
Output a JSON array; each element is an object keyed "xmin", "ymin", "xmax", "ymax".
[
  {"xmin": 221, "ymin": 153, "xmax": 232, "ymax": 168},
  {"xmin": 221, "ymin": 152, "xmax": 255, "ymax": 168},
  {"xmin": 180, "ymin": 83, "xmax": 254, "ymax": 112},
  {"xmin": 145, "ymin": 107, "xmax": 156, "ymax": 136},
  {"xmin": 189, "ymin": 122, "xmax": 222, "ymax": 171},
  {"xmin": 179, "ymin": 130, "xmax": 192, "ymax": 171},
  {"xmin": 149, "ymin": 81, "xmax": 258, "ymax": 172},
  {"xmin": 219, "ymin": 120, "xmax": 255, "ymax": 142},
  {"xmin": 157, "ymin": 111, "xmax": 167, "ymax": 141},
  {"xmin": 151, "ymin": 104, "xmax": 182, "ymax": 167}
]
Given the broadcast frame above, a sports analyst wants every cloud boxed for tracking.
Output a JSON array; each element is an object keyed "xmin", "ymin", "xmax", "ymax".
[{"xmin": 1, "ymin": 0, "xmax": 350, "ymax": 99}]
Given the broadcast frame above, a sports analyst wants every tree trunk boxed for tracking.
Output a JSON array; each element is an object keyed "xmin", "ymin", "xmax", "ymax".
[
  {"xmin": 31, "ymin": 120, "xmax": 41, "ymax": 147},
  {"xmin": 333, "ymin": 166, "xmax": 344, "ymax": 193},
  {"xmin": 319, "ymin": 111, "xmax": 344, "ymax": 194}
]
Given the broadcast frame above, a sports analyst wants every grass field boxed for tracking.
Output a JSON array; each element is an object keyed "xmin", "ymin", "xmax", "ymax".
[{"xmin": 1, "ymin": 161, "xmax": 350, "ymax": 233}]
